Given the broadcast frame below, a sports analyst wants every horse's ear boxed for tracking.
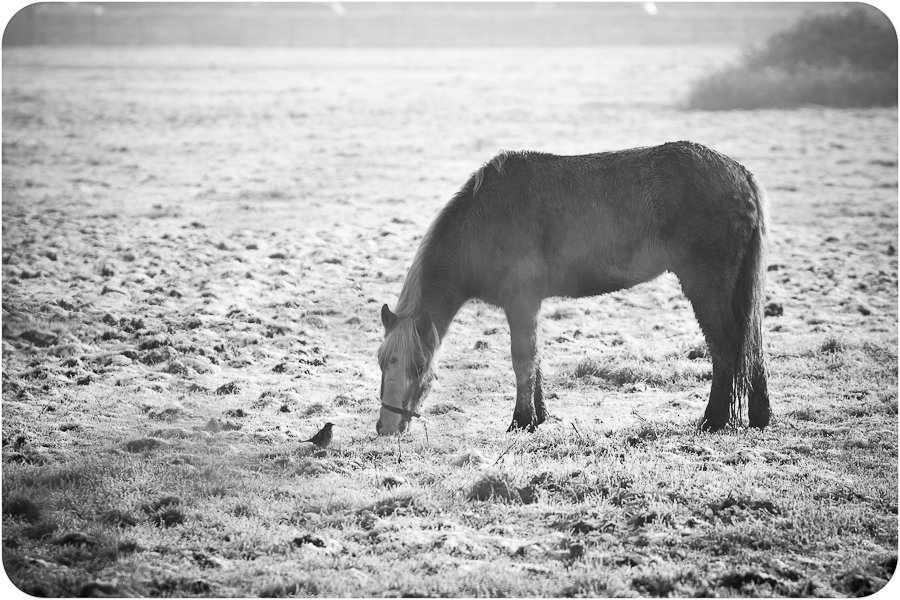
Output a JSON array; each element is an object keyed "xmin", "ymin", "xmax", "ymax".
[
  {"xmin": 381, "ymin": 304, "xmax": 398, "ymax": 331},
  {"xmin": 415, "ymin": 311, "xmax": 434, "ymax": 340}
]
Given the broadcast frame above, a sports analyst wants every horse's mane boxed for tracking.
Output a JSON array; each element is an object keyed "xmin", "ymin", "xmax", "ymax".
[
  {"xmin": 393, "ymin": 149, "xmax": 517, "ymax": 329},
  {"xmin": 473, "ymin": 150, "xmax": 512, "ymax": 195},
  {"xmin": 395, "ymin": 234, "xmax": 430, "ymax": 319},
  {"xmin": 388, "ymin": 224, "xmax": 447, "ymax": 368}
]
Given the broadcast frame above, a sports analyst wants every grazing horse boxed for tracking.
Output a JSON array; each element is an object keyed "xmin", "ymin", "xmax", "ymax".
[{"xmin": 376, "ymin": 141, "xmax": 769, "ymax": 435}]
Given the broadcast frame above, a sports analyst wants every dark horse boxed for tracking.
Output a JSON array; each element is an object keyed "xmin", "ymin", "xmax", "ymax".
[{"xmin": 376, "ymin": 141, "xmax": 769, "ymax": 435}]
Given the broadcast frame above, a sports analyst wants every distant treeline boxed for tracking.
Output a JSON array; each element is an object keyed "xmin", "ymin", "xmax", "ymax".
[{"xmin": 4, "ymin": 2, "xmax": 855, "ymax": 47}]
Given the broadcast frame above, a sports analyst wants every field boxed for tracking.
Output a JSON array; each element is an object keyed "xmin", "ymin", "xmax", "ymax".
[{"xmin": 2, "ymin": 45, "xmax": 897, "ymax": 597}]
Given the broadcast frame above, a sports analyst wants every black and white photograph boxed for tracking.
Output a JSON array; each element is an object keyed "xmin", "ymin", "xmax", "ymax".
[{"xmin": 1, "ymin": 1, "xmax": 897, "ymax": 597}]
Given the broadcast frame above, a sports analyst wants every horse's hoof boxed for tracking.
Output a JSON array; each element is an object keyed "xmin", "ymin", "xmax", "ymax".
[
  {"xmin": 698, "ymin": 417, "xmax": 728, "ymax": 433},
  {"xmin": 507, "ymin": 420, "xmax": 537, "ymax": 433}
]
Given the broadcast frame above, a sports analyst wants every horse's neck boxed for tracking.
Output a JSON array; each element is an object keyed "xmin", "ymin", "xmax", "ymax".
[
  {"xmin": 399, "ymin": 223, "xmax": 469, "ymax": 342},
  {"xmin": 402, "ymin": 271, "xmax": 466, "ymax": 343},
  {"xmin": 423, "ymin": 292, "xmax": 465, "ymax": 342}
]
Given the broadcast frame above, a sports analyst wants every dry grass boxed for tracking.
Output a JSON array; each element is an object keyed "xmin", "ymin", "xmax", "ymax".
[
  {"xmin": 2, "ymin": 43, "xmax": 897, "ymax": 596},
  {"xmin": 568, "ymin": 349, "xmax": 711, "ymax": 388}
]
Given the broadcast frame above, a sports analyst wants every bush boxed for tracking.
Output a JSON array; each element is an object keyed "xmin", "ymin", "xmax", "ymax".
[
  {"xmin": 745, "ymin": 8, "xmax": 897, "ymax": 72},
  {"xmin": 688, "ymin": 64, "xmax": 898, "ymax": 110},
  {"xmin": 688, "ymin": 7, "xmax": 897, "ymax": 110}
]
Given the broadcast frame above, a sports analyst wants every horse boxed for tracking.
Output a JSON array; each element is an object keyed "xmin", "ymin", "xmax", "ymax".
[{"xmin": 375, "ymin": 141, "xmax": 769, "ymax": 435}]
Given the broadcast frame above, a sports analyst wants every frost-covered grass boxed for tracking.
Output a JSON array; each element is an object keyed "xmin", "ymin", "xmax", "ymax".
[
  {"xmin": 3, "ymin": 380, "xmax": 897, "ymax": 596},
  {"xmin": 3, "ymin": 44, "xmax": 897, "ymax": 596}
]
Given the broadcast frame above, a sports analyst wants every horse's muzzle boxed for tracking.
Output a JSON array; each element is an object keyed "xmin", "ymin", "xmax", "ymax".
[
  {"xmin": 376, "ymin": 413, "xmax": 410, "ymax": 436},
  {"xmin": 376, "ymin": 402, "xmax": 420, "ymax": 435},
  {"xmin": 376, "ymin": 418, "xmax": 408, "ymax": 435}
]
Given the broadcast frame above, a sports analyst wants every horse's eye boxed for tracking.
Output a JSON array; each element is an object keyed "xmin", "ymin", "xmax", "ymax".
[{"xmin": 390, "ymin": 357, "xmax": 399, "ymax": 365}]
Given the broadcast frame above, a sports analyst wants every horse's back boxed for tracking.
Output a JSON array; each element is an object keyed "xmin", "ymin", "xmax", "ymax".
[{"xmin": 461, "ymin": 142, "xmax": 764, "ymax": 303}]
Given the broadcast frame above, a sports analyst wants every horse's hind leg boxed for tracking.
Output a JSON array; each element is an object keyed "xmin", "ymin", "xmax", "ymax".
[
  {"xmin": 676, "ymin": 266, "xmax": 741, "ymax": 432},
  {"xmin": 701, "ymin": 354, "xmax": 735, "ymax": 432},
  {"xmin": 505, "ymin": 299, "xmax": 547, "ymax": 432},
  {"xmin": 533, "ymin": 366, "xmax": 546, "ymax": 425},
  {"xmin": 747, "ymin": 363, "xmax": 770, "ymax": 428}
]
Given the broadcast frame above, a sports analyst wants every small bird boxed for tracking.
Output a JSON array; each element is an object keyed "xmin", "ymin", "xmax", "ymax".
[{"xmin": 301, "ymin": 422, "xmax": 334, "ymax": 449}]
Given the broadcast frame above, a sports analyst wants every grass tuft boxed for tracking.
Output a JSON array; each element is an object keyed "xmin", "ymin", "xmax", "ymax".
[
  {"xmin": 429, "ymin": 401, "xmax": 465, "ymax": 415},
  {"xmin": 3, "ymin": 495, "xmax": 42, "ymax": 523},
  {"xmin": 258, "ymin": 579, "xmax": 319, "ymax": 598},
  {"xmin": 820, "ymin": 337, "xmax": 847, "ymax": 354},
  {"xmin": 468, "ymin": 472, "xmax": 521, "ymax": 502},
  {"xmin": 451, "ymin": 449, "xmax": 487, "ymax": 466},
  {"xmin": 370, "ymin": 494, "xmax": 418, "ymax": 516},
  {"xmin": 686, "ymin": 343, "xmax": 708, "ymax": 360},
  {"xmin": 625, "ymin": 423, "xmax": 659, "ymax": 446},
  {"xmin": 632, "ymin": 571, "xmax": 678, "ymax": 597}
]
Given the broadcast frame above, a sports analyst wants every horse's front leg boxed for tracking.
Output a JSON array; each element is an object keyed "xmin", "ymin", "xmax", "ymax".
[{"xmin": 505, "ymin": 301, "xmax": 546, "ymax": 432}]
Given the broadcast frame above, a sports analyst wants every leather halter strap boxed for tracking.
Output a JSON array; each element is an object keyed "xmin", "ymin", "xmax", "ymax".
[{"xmin": 381, "ymin": 403, "xmax": 421, "ymax": 419}]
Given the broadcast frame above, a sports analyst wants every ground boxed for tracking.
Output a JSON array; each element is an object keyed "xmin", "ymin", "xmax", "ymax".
[{"xmin": 1, "ymin": 46, "xmax": 897, "ymax": 597}]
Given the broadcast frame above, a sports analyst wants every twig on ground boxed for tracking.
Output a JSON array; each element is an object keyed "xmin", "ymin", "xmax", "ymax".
[
  {"xmin": 38, "ymin": 399, "xmax": 53, "ymax": 416},
  {"xmin": 841, "ymin": 483, "xmax": 875, "ymax": 502},
  {"xmin": 571, "ymin": 422, "xmax": 585, "ymax": 442},
  {"xmin": 492, "ymin": 435, "xmax": 521, "ymax": 467},
  {"xmin": 38, "ymin": 392, "xmax": 60, "ymax": 416}
]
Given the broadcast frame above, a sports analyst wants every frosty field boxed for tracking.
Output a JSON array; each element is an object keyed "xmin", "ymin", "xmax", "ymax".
[{"xmin": 2, "ymin": 46, "xmax": 897, "ymax": 596}]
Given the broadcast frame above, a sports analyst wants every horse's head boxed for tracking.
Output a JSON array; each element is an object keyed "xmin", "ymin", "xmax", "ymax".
[{"xmin": 376, "ymin": 304, "xmax": 437, "ymax": 435}]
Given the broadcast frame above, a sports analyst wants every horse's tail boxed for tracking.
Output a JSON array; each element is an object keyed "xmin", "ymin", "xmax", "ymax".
[{"xmin": 730, "ymin": 172, "xmax": 769, "ymax": 425}]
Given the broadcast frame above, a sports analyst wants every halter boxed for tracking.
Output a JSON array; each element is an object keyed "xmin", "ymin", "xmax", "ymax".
[{"xmin": 381, "ymin": 403, "xmax": 421, "ymax": 420}]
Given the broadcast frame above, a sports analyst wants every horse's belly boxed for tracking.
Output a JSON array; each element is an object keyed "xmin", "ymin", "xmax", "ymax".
[
  {"xmin": 558, "ymin": 241, "xmax": 668, "ymax": 298},
  {"xmin": 569, "ymin": 278, "xmax": 632, "ymax": 298},
  {"xmin": 565, "ymin": 268, "xmax": 665, "ymax": 298}
]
